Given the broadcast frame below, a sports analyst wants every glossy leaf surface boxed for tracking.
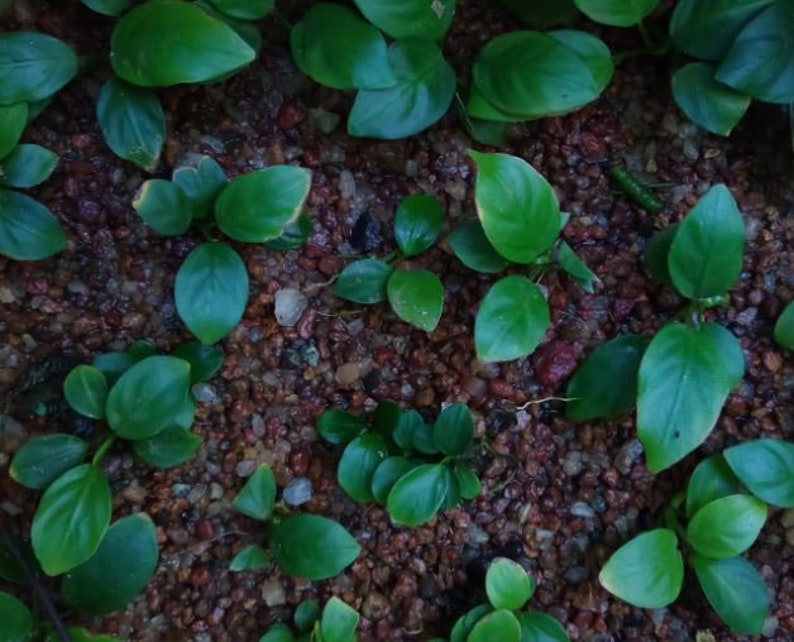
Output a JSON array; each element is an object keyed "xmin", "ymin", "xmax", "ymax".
[
  {"xmin": 352, "ymin": 0, "xmax": 456, "ymax": 40},
  {"xmin": 671, "ymin": 63, "xmax": 750, "ymax": 136},
  {"xmin": 386, "ymin": 268, "xmax": 444, "ymax": 332},
  {"xmin": 394, "ymin": 194, "xmax": 443, "ymax": 257},
  {"xmin": 387, "ymin": 463, "xmax": 447, "ymax": 526},
  {"xmin": 10, "ymin": 434, "xmax": 88, "ymax": 490},
  {"xmin": 724, "ymin": 439, "xmax": 794, "ymax": 507},
  {"xmin": 233, "ymin": 464, "xmax": 277, "ymax": 522},
  {"xmin": 64, "ymin": 365, "xmax": 108, "ymax": 419},
  {"xmin": 0, "ymin": 32, "xmax": 78, "ymax": 103},
  {"xmin": 0, "ymin": 189, "xmax": 66, "ymax": 260}
]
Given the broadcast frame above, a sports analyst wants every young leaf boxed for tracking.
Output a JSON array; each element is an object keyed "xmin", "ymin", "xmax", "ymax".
[
  {"xmin": 317, "ymin": 409, "xmax": 366, "ymax": 445},
  {"xmin": 233, "ymin": 464, "xmax": 277, "ymax": 521},
  {"xmin": 598, "ymin": 529, "xmax": 683, "ymax": 608},
  {"xmin": 642, "ymin": 223, "xmax": 678, "ymax": 284},
  {"xmin": 671, "ymin": 63, "xmax": 750, "ymax": 136},
  {"xmin": 63, "ymin": 364, "xmax": 108, "ymax": 419},
  {"xmin": 132, "ymin": 426, "xmax": 202, "ymax": 469},
  {"xmin": 172, "ymin": 341, "xmax": 225, "ymax": 383},
  {"xmin": 446, "ymin": 220, "xmax": 510, "ymax": 273},
  {"xmin": 93, "ymin": 351, "xmax": 136, "ymax": 384},
  {"xmin": 10, "ymin": 434, "xmax": 88, "ymax": 490},
  {"xmin": 687, "ymin": 494, "xmax": 767, "ymax": 559},
  {"xmin": 175, "ymin": 242, "xmax": 249, "ymax": 344},
  {"xmin": 517, "ymin": 611, "xmax": 570, "ymax": 642},
  {"xmin": 485, "ymin": 558, "xmax": 535, "ymax": 611},
  {"xmin": 475, "ymin": 276, "xmax": 550, "ymax": 362},
  {"xmin": 691, "ymin": 554, "xmax": 769, "ymax": 634},
  {"xmin": 294, "ymin": 598, "xmax": 320, "ymax": 633},
  {"xmin": 334, "ymin": 258, "xmax": 392, "ymax": 304},
  {"xmin": 468, "ymin": 609, "xmax": 522, "ymax": 642},
  {"xmin": 259, "ymin": 625, "xmax": 294, "ymax": 642},
  {"xmin": 264, "ymin": 212, "xmax": 313, "ymax": 251},
  {"xmin": 271, "ymin": 514, "xmax": 360, "ymax": 580},
  {"xmin": 392, "ymin": 408, "xmax": 424, "ymax": 451},
  {"xmin": 132, "ymin": 179, "xmax": 193, "ymax": 236},
  {"xmin": 126, "ymin": 340, "xmax": 157, "ymax": 362},
  {"xmin": 449, "ymin": 604, "xmax": 493, "ymax": 642},
  {"xmin": 411, "ymin": 421, "xmax": 440, "ymax": 455},
  {"xmin": 0, "ymin": 32, "xmax": 78, "ymax": 103},
  {"xmin": 230, "ymin": 544, "xmax": 271, "ymax": 571},
  {"xmin": 573, "ymin": 0, "xmax": 659, "ymax": 27},
  {"xmin": 0, "ymin": 103, "xmax": 27, "ymax": 160},
  {"xmin": 0, "ymin": 143, "xmax": 57, "ymax": 188},
  {"xmin": 386, "ymin": 463, "xmax": 448, "ymax": 526},
  {"xmin": 320, "ymin": 596, "xmax": 359, "ymax": 642},
  {"xmin": 338, "ymin": 433, "xmax": 388, "ymax": 502},
  {"xmin": 455, "ymin": 464, "xmax": 481, "ymax": 500},
  {"xmin": 0, "ymin": 592, "xmax": 33, "ymax": 642},
  {"xmin": 386, "ymin": 268, "xmax": 444, "ymax": 332},
  {"xmin": 668, "ymin": 184, "xmax": 745, "ymax": 299},
  {"xmin": 566, "ymin": 334, "xmax": 650, "ymax": 421},
  {"xmin": 432, "ymin": 403, "xmax": 474, "ymax": 456},
  {"xmin": 207, "ymin": 0, "xmax": 273, "ymax": 20},
  {"xmin": 556, "ymin": 241, "xmax": 599, "ymax": 293},
  {"xmin": 394, "ymin": 194, "xmax": 443, "ymax": 257},
  {"xmin": 32, "ymin": 464, "xmax": 111, "ymax": 575},
  {"xmin": 774, "ymin": 301, "xmax": 794, "ymax": 350},
  {"xmin": 723, "ymin": 439, "xmax": 794, "ymax": 507},
  {"xmin": 62, "ymin": 513, "xmax": 158, "ymax": 615},
  {"xmin": 371, "ymin": 456, "xmax": 418, "ymax": 505},
  {"xmin": 352, "ymin": 0, "xmax": 456, "ymax": 40},
  {"xmin": 110, "ymin": 1, "xmax": 256, "ymax": 86},
  {"xmin": 686, "ymin": 454, "xmax": 741, "ymax": 517},
  {"xmin": 0, "ymin": 189, "xmax": 67, "ymax": 260},
  {"xmin": 172, "ymin": 155, "xmax": 227, "ymax": 220}
]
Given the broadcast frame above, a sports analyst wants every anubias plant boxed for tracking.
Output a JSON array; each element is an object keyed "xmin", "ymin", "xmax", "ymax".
[
  {"xmin": 600, "ymin": 438, "xmax": 794, "ymax": 634},
  {"xmin": 133, "ymin": 155, "xmax": 312, "ymax": 343},
  {"xmin": 0, "ymin": 31, "xmax": 78, "ymax": 260},
  {"xmin": 566, "ymin": 184, "xmax": 746, "ymax": 472},
  {"xmin": 259, "ymin": 596, "xmax": 359, "ymax": 642},
  {"xmin": 230, "ymin": 464, "xmax": 361, "ymax": 580},
  {"xmin": 318, "ymin": 401, "xmax": 481, "ymax": 527}
]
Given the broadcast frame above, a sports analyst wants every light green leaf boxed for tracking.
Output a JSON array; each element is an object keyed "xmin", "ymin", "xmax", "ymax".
[
  {"xmin": 450, "ymin": 604, "xmax": 493, "ymax": 642},
  {"xmin": 724, "ymin": 439, "xmax": 794, "ymax": 507},
  {"xmin": 386, "ymin": 268, "xmax": 444, "ymax": 332},
  {"xmin": 446, "ymin": 220, "xmax": 509, "ymax": 273},
  {"xmin": 0, "ymin": 32, "xmax": 78, "ymax": 104},
  {"xmin": 774, "ymin": 301, "xmax": 794, "ymax": 350},
  {"xmin": 258, "ymin": 625, "xmax": 293, "ymax": 642},
  {"xmin": 317, "ymin": 409, "xmax": 366, "ymax": 445},
  {"xmin": 556, "ymin": 241, "xmax": 599, "ymax": 293},
  {"xmin": 264, "ymin": 211, "xmax": 312, "ymax": 251},
  {"xmin": 0, "ymin": 143, "xmax": 57, "ymax": 188},
  {"xmin": 0, "ymin": 102, "xmax": 27, "ymax": 160},
  {"xmin": 10, "ymin": 434, "xmax": 88, "ymax": 490},
  {"xmin": 371, "ymin": 456, "xmax": 418, "ymax": 505},
  {"xmin": 132, "ymin": 426, "xmax": 202, "ymax": 468},
  {"xmin": 517, "ymin": 611, "xmax": 570, "ymax": 642},
  {"xmin": 688, "ymin": 494, "xmax": 767, "ymax": 558},
  {"xmin": 468, "ymin": 609, "xmax": 522, "ymax": 642},
  {"xmin": 394, "ymin": 194, "xmax": 443, "ymax": 257},
  {"xmin": 352, "ymin": 0, "xmax": 456, "ymax": 40},
  {"xmin": 338, "ymin": 433, "xmax": 388, "ymax": 502},
  {"xmin": 671, "ymin": 63, "xmax": 750, "ymax": 136},
  {"xmin": 334, "ymin": 258, "xmax": 392, "ymax": 304},
  {"xmin": 432, "ymin": 403, "xmax": 474, "ymax": 456},
  {"xmin": 63, "ymin": 365, "xmax": 108, "ymax": 419},
  {"xmin": 230, "ymin": 544, "xmax": 271, "ymax": 571},
  {"xmin": 233, "ymin": 464, "xmax": 277, "ymax": 521},
  {"xmin": 294, "ymin": 598, "xmax": 320, "ymax": 633},
  {"xmin": 0, "ymin": 188, "xmax": 66, "ymax": 260},
  {"xmin": 573, "ymin": 0, "xmax": 658, "ymax": 27},
  {"xmin": 132, "ymin": 179, "xmax": 193, "ymax": 236},
  {"xmin": 320, "ymin": 596, "xmax": 359, "ymax": 642},
  {"xmin": 172, "ymin": 155, "xmax": 227, "ymax": 220},
  {"xmin": 686, "ymin": 454, "xmax": 741, "ymax": 518},
  {"xmin": 386, "ymin": 463, "xmax": 448, "ymax": 526},
  {"xmin": 454, "ymin": 463, "xmax": 481, "ymax": 500},
  {"xmin": 485, "ymin": 557, "xmax": 535, "ymax": 611},
  {"xmin": 0, "ymin": 591, "xmax": 33, "ymax": 642}
]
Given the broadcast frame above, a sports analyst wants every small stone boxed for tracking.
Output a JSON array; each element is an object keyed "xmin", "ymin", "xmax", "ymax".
[
  {"xmin": 335, "ymin": 362, "xmax": 360, "ymax": 386},
  {"xmin": 308, "ymin": 107, "xmax": 341, "ymax": 134},
  {"xmin": 570, "ymin": 501, "xmax": 595, "ymax": 518},
  {"xmin": 763, "ymin": 351, "xmax": 783, "ymax": 373},
  {"xmin": 192, "ymin": 383, "xmax": 219, "ymax": 404},
  {"xmin": 282, "ymin": 477, "xmax": 312, "ymax": 506},
  {"xmin": 562, "ymin": 451, "xmax": 583, "ymax": 476},
  {"xmin": 350, "ymin": 213, "xmax": 381, "ymax": 252},
  {"xmin": 235, "ymin": 460, "xmax": 257, "ymax": 477},
  {"xmin": 338, "ymin": 170, "xmax": 356, "ymax": 199},
  {"xmin": 274, "ymin": 288, "xmax": 308, "ymax": 327},
  {"xmin": 467, "ymin": 523, "xmax": 489, "ymax": 545},
  {"xmin": 261, "ymin": 580, "xmax": 286, "ymax": 606},
  {"xmin": 362, "ymin": 592, "xmax": 390, "ymax": 620},
  {"xmin": 564, "ymin": 566, "xmax": 589, "ymax": 583},
  {"xmin": 532, "ymin": 341, "xmax": 577, "ymax": 387},
  {"xmin": 614, "ymin": 439, "xmax": 644, "ymax": 475}
]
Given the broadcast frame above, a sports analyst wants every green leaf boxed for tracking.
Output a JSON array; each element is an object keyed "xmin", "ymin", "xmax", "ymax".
[
  {"xmin": 0, "ymin": 591, "xmax": 33, "ymax": 642},
  {"xmin": 132, "ymin": 426, "xmax": 202, "ymax": 468},
  {"xmin": 432, "ymin": 403, "xmax": 474, "ymax": 456},
  {"xmin": 93, "ymin": 352, "xmax": 136, "ymax": 384},
  {"xmin": 668, "ymin": 184, "xmax": 744, "ymax": 299},
  {"xmin": 598, "ymin": 529, "xmax": 683, "ymax": 609},
  {"xmin": 700, "ymin": 322, "xmax": 745, "ymax": 390},
  {"xmin": 450, "ymin": 604, "xmax": 493, "ymax": 642},
  {"xmin": 0, "ymin": 32, "xmax": 78, "ymax": 104},
  {"xmin": 294, "ymin": 598, "xmax": 320, "ymax": 633},
  {"xmin": 671, "ymin": 63, "xmax": 750, "ymax": 137},
  {"xmin": 637, "ymin": 323, "xmax": 734, "ymax": 472},
  {"xmin": 373, "ymin": 400, "xmax": 402, "ymax": 436},
  {"xmin": 132, "ymin": 179, "xmax": 193, "ymax": 236},
  {"xmin": 498, "ymin": 0, "xmax": 578, "ymax": 28},
  {"xmin": 643, "ymin": 223, "xmax": 678, "ymax": 284},
  {"xmin": 486, "ymin": 557, "xmax": 534, "ymax": 611},
  {"xmin": 774, "ymin": 301, "xmax": 794, "ymax": 350},
  {"xmin": 258, "ymin": 625, "xmax": 293, "ymax": 642},
  {"xmin": 47, "ymin": 628, "xmax": 125, "ymax": 642},
  {"xmin": 386, "ymin": 268, "xmax": 444, "ymax": 332},
  {"xmin": 320, "ymin": 596, "xmax": 359, "ymax": 642},
  {"xmin": 394, "ymin": 194, "xmax": 443, "ymax": 257},
  {"xmin": 371, "ymin": 456, "xmax": 417, "ymax": 505},
  {"xmin": 723, "ymin": 439, "xmax": 794, "ymax": 507},
  {"xmin": 446, "ymin": 220, "xmax": 509, "ymax": 273},
  {"xmin": 338, "ymin": 433, "xmax": 389, "ymax": 502},
  {"xmin": 468, "ymin": 609, "xmax": 522, "ymax": 642},
  {"xmin": 686, "ymin": 454, "xmax": 741, "ymax": 518},
  {"xmin": 230, "ymin": 544, "xmax": 271, "ymax": 571},
  {"xmin": 175, "ymin": 242, "xmax": 249, "ymax": 344},
  {"xmin": 411, "ymin": 420, "xmax": 440, "ymax": 455},
  {"xmin": 207, "ymin": 0, "xmax": 273, "ymax": 20},
  {"xmin": 348, "ymin": 39, "xmax": 456, "ymax": 140},
  {"xmin": 386, "ymin": 463, "xmax": 448, "ymax": 526},
  {"xmin": 290, "ymin": 3, "xmax": 396, "ymax": 91},
  {"xmin": 716, "ymin": 1, "xmax": 794, "ymax": 103},
  {"xmin": 233, "ymin": 464, "xmax": 277, "ymax": 521},
  {"xmin": 517, "ymin": 611, "xmax": 570, "ymax": 642},
  {"xmin": 334, "ymin": 258, "xmax": 392, "ymax": 304},
  {"xmin": 566, "ymin": 335, "xmax": 649, "ymax": 421},
  {"xmin": 0, "ymin": 189, "xmax": 66, "ymax": 260},
  {"xmin": 688, "ymin": 494, "xmax": 767, "ymax": 559},
  {"xmin": 454, "ymin": 463, "xmax": 481, "ymax": 500},
  {"xmin": 317, "ymin": 409, "xmax": 366, "ymax": 445},
  {"xmin": 475, "ymin": 276, "xmax": 550, "ymax": 363},
  {"xmin": 215, "ymin": 166, "xmax": 311, "ymax": 242},
  {"xmin": 556, "ymin": 241, "xmax": 599, "ymax": 293},
  {"xmin": 126, "ymin": 340, "xmax": 157, "ymax": 362},
  {"xmin": 470, "ymin": 151, "xmax": 560, "ymax": 263},
  {"xmin": 32, "ymin": 464, "xmax": 111, "ymax": 576},
  {"xmin": 271, "ymin": 514, "xmax": 360, "ymax": 580},
  {"xmin": 10, "ymin": 434, "xmax": 88, "ymax": 490},
  {"xmin": 81, "ymin": 0, "xmax": 129, "ymax": 16},
  {"xmin": 392, "ymin": 408, "xmax": 423, "ymax": 451},
  {"xmin": 442, "ymin": 467, "xmax": 461, "ymax": 509},
  {"xmin": 692, "ymin": 555, "xmax": 769, "ymax": 635},
  {"xmin": 352, "ymin": 0, "xmax": 456, "ymax": 40},
  {"xmin": 670, "ymin": 0, "xmax": 774, "ymax": 60},
  {"xmin": 172, "ymin": 341, "xmax": 225, "ymax": 383},
  {"xmin": 172, "ymin": 155, "xmax": 227, "ymax": 220},
  {"xmin": 0, "ymin": 143, "xmax": 57, "ymax": 188},
  {"xmin": 106, "ymin": 355, "xmax": 191, "ymax": 440},
  {"xmin": 264, "ymin": 212, "xmax": 313, "ymax": 251},
  {"xmin": 63, "ymin": 365, "xmax": 108, "ymax": 419},
  {"xmin": 573, "ymin": 0, "xmax": 658, "ymax": 26},
  {"xmin": 0, "ymin": 103, "xmax": 28, "ymax": 160},
  {"xmin": 111, "ymin": 1, "xmax": 256, "ymax": 86},
  {"xmin": 62, "ymin": 513, "xmax": 158, "ymax": 614}
]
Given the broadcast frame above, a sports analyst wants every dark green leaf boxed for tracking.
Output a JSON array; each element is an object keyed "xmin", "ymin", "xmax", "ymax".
[
  {"xmin": 111, "ymin": 1, "xmax": 256, "ymax": 86},
  {"xmin": 556, "ymin": 241, "xmax": 599, "ymax": 293},
  {"xmin": 264, "ymin": 212, "xmax": 313, "ymax": 251},
  {"xmin": 126, "ymin": 340, "xmax": 156, "ymax": 362},
  {"xmin": 372, "ymin": 400, "xmax": 402, "ymax": 436},
  {"xmin": 774, "ymin": 301, "xmax": 794, "ymax": 350},
  {"xmin": 334, "ymin": 258, "xmax": 392, "ymax": 304},
  {"xmin": 271, "ymin": 514, "xmax": 360, "ymax": 580},
  {"xmin": 446, "ymin": 220, "xmax": 509, "ymax": 273},
  {"xmin": 338, "ymin": 433, "xmax": 389, "ymax": 502},
  {"xmin": 81, "ymin": 0, "xmax": 129, "ymax": 16},
  {"xmin": 233, "ymin": 464, "xmax": 277, "ymax": 521},
  {"xmin": 686, "ymin": 454, "xmax": 741, "ymax": 517},
  {"xmin": 485, "ymin": 557, "xmax": 534, "ymax": 611},
  {"xmin": 724, "ymin": 439, "xmax": 794, "ymax": 507},
  {"xmin": 132, "ymin": 426, "xmax": 202, "ymax": 468},
  {"xmin": 207, "ymin": 0, "xmax": 273, "ymax": 20},
  {"xmin": 411, "ymin": 420, "xmax": 440, "ymax": 455},
  {"xmin": 371, "ymin": 456, "xmax": 417, "ymax": 505},
  {"xmin": 517, "ymin": 611, "xmax": 570, "ymax": 642},
  {"xmin": 132, "ymin": 179, "xmax": 193, "ymax": 236},
  {"xmin": 317, "ymin": 409, "xmax": 366, "ymax": 445},
  {"xmin": 31, "ymin": 464, "xmax": 111, "ymax": 575},
  {"xmin": 320, "ymin": 596, "xmax": 359, "ymax": 642},
  {"xmin": 432, "ymin": 403, "xmax": 474, "ymax": 456},
  {"xmin": 671, "ymin": 63, "xmax": 750, "ymax": 136},
  {"xmin": 0, "ymin": 591, "xmax": 33, "ymax": 642},
  {"xmin": 172, "ymin": 341, "xmax": 225, "ymax": 383},
  {"xmin": 175, "ymin": 242, "xmax": 249, "ymax": 344},
  {"xmin": 465, "ymin": 115, "xmax": 511, "ymax": 146},
  {"xmin": 10, "ymin": 434, "xmax": 88, "ymax": 490},
  {"xmin": 497, "ymin": 0, "xmax": 578, "ymax": 28},
  {"xmin": 0, "ymin": 102, "xmax": 27, "ymax": 160},
  {"xmin": 63, "ymin": 365, "xmax": 108, "ymax": 419},
  {"xmin": 0, "ymin": 143, "xmax": 57, "ymax": 188},
  {"xmin": 691, "ymin": 554, "xmax": 769, "ymax": 634},
  {"xmin": 62, "ymin": 513, "xmax": 158, "ymax": 614},
  {"xmin": 258, "ymin": 625, "xmax": 293, "ymax": 642},
  {"xmin": 230, "ymin": 544, "xmax": 271, "ymax": 571},
  {"xmin": 294, "ymin": 598, "xmax": 319, "ymax": 633},
  {"xmin": 386, "ymin": 268, "xmax": 444, "ymax": 332},
  {"xmin": 688, "ymin": 494, "xmax": 767, "ymax": 558},
  {"xmin": 468, "ymin": 609, "xmax": 522, "ymax": 642},
  {"xmin": 442, "ymin": 467, "xmax": 462, "ymax": 510},
  {"xmin": 0, "ymin": 189, "xmax": 66, "ymax": 260},
  {"xmin": 0, "ymin": 32, "xmax": 78, "ymax": 103},
  {"xmin": 573, "ymin": 0, "xmax": 658, "ymax": 26},
  {"xmin": 394, "ymin": 194, "xmax": 443, "ymax": 257},
  {"xmin": 475, "ymin": 276, "xmax": 550, "ymax": 362},
  {"xmin": 0, "ymin": 539, "xmax": 28, "ymax": 583},
  {"xmin": 566, "ymin": 334, "xmax": 650, "ymax": 421},
  {"xmin": 455, "ymin": 464, "xmax": 481, "ymax": 500},
  {"xmin": 643, "ymin": 223, "xmax": 679, "ymax": 284},
  {"xmin": 172, "ymin": 155, "xmax": 227, "ymax": 220},
  {"xmin": 598, "ymin": 529, "xmax": 683, "ymax": 608},
  {"xmin": 352, "ymin": 0, "xmax": 456, "ymax": 40},
  {"xmin": 47, "ymin": 628, "xmax": 125, "ymax": 642},
  {"xmin": 699, "ymin": 322, "xmax": 744, "ymax": 390},
  {"xmin": 387, "ymin": 463, "xmax": 448, "ymax": 526},
  {"xmin": 93, "ymin": 352, "xmax": 136, "ymax": 384},
  {"xmin": 392, "ymin": 408, "xmax": 423, "ymax": 451}
]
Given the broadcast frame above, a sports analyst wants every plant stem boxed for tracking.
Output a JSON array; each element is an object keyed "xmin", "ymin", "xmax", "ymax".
[{"xmin": 91, "ymin": 435, "xmax": 116, "ymax": 466}]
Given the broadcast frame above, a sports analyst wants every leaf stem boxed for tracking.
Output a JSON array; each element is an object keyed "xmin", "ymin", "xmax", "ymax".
[{"xmin": 91, "ymin": 435, "xmax": 116, "ymax": 466}]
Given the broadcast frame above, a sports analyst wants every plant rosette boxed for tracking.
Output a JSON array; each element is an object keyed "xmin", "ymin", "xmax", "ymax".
[{"xmin": 258, "ymin": 596, "xmax": 360, "ymax": 642}]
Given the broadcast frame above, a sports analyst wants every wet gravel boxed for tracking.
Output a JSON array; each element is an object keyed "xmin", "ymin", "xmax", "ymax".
[{"xmin": 1, "ymin": 2, "xmax": 793, "ymax": 641}]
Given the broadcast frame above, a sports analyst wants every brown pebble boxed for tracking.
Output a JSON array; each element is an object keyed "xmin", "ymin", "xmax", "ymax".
[
  {"xmin": 763, "ymin": 351, "xmax": 783, "ymax": 372},
  {"xmin": 532, "ymin": 341, "xmax": 578, "ymax": 388},
  {"xmin": 190, "ymin": 566, "xmax": 212, "ymax": 588},
  {"xmin": 276, "ymin": 104, "xmax": 306, "ymax": 130},
  {"xmin": 196, "ymin": 520, "xmax": 214, "ymax": 541}
]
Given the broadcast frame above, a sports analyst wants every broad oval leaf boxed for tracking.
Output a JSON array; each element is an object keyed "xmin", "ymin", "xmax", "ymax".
[
  {"xmin": 700, "ymin": 322, "xmax": 745, "ymax": 391},
  {"xmin": 132, "ymin": 179, "xmax": 193, "ymax": 236},
  {"xmin": 334, "ymin": 258, "xmax": 392, "ymax": 304},
  {"xmin": 348, "ymin": 39, "xmax": 456, "ymax": 139},
  {"xmin": 81, "ymin": 0, "xmax": 129, "ymax": 16},
  {"xmin": 432, "ymin": 403, "xmax": 474, "ymax": 456},
  {"xmin": 215, "ymin": 166, "xmax": 311, "ymax": 242},
  {"xmin": 338, "ymin": 433, "xmax": 389, "ymax": 502},
  {"xmin": 669, "ymin": 184, "xmax": 745, "ymax": 299},
  {"xmin": 517, "ymin": 611, "xmax": 570, "ymax": 642},
  {"xmin": 446, "ymin": 220, "xmax": 509, "ymax": 273},
  {"xmin": 0, "ymin": 144, "xmax": 58, "ymax": 188},
  {"xmin": 468, "ymin": 609, "xmax": 522, "ymax": 642},
  {"xmin": 132, "ymin": 426, "xmax": 202, "ymax": 469},
  {"xmin": 229, "ymin": 544, "xmax": 271, "ymax": 571},
  {"xmin": 0, "ymin": 189, "xmax": 66, "ymax": 260},
  {"xmin": 110, "ymin": 1, "xmax": 256, "ymax": 86},
  {"xmin": 393, "ymin": 408, "xmax": 424, "ymax": 451},
  {"xmin": 317, "ymin": 408, "xmax": 366, "ymax": 445},
  {"xmin": 233, "ymin": 464, "xmax": 277, "ymax": 521},
  {"xmin": 485, "ymin": 558, "xmax": 534, "ymax": 611},
  {"xmin": 475, "ymin": 276, "xmax": 550, "ymax": 363},
  {"xmin": 450, "ymin": 604, "xmax": 493, "ymax": 642},
  {"xmin": 207, "ymin": 0, "xmax": 273, "ymax": 20},
  {"xmin": 32, "ymin": 464, "xmax": 111, "ymax": 576},
  {"xmin": 386, "ymin": 463, "xmax": 448, "ymax": 526},
  {"xmin": 598, "ymin": 529, "xmax": 683, "ymax": 608},
  {"xmin": 258, "ymin": 625, "xmax": 292, "ymax": 642},
  {"xmin": 371, "ymin": 456, "xmax": 418, "ymax": 505},
  {"xmin": 0, "ymin": 102, "xmax": 27, "ymax": 160},
  {"xmin": 686, "ymin": 454, "xmax": 741, "ymax": 518},
  {"xmin": 271, "ymin": 514, "xmax": 360, "ymax": 580},
  {"xmin": 0, "ymin": 32, "xmax": 78, "ymax": 104},
  {"xmin": 394, "ymin": 194, "xmax": 443, "ymax": 257},
  {"xmin": 320, "ymin": 596, "xmax": 360, "ymax": 642},
  {"xmin": 0, "ymin": 591, "xmax": 33, "ymax": 642},
  {"xmin": 63, "ymin": 365, "xmax": 108, "ymax": 419},
  {"xmin": 96, "ymin": 77, "xmax": 165, "ymax": 171},
  {"xmin": 294, "ymin": 599, "xmax": 319, "ymax": 633},
  {"xmin": 175, "ymin": 242, "xmax": 249, "ymax": 344},
  {"xmin": 566, "ymin": 334, "xmax": 650, "ymax": 421},
  {"xmin": 470, "ymin": 151, "xmax": 560, "ymax": 263},
  {"xmin": 93, "ymin": 351, "xmax": 136, "ymax": 384},
  {"xmin": 172, "ymin": 341, "xmax": 225, "ymax": 383},
  {"xmin": 106, "ymin": 355, "xmax": 191, "ymax": 440},
  {"xmin": 386, "ymin": 268, "xmax": 444, "ymax": 332},
  {"xmin": 10, "ymin": 434, "xmax": 88, "ymax": 490},
  {"xmin": 688, "ymin": 494, "xmax": 767, "ymax": 559},
  {"xmin": 671, "ymin": 63, "xmax": 750, "ymax": 136},
  {"xmin": 723, "ymin": 439, "xmax": 794, "ymax": 507},
  {"xmin": 573, "ymin": 0, "xmax": 658, "ymax": 26},
  {"xmin": 352, "ymin": 0, "xmax": 456, "ymax": 40},
  {"xmin": 62, "ymin": 513, "xmax": 158, "ymax": 614},
  {"xmin": 172, "ymin": 155, "xmax": 227, "ymax": 220},
  {"xmin": 774, "ymin": 301, "xmax": 794, "ymax": 350}
]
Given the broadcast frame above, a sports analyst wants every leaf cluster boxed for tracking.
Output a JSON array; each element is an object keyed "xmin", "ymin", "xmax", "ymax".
[{"xmin": 259, "ymin": 596, "xmax": 359, "ymax": 642}]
